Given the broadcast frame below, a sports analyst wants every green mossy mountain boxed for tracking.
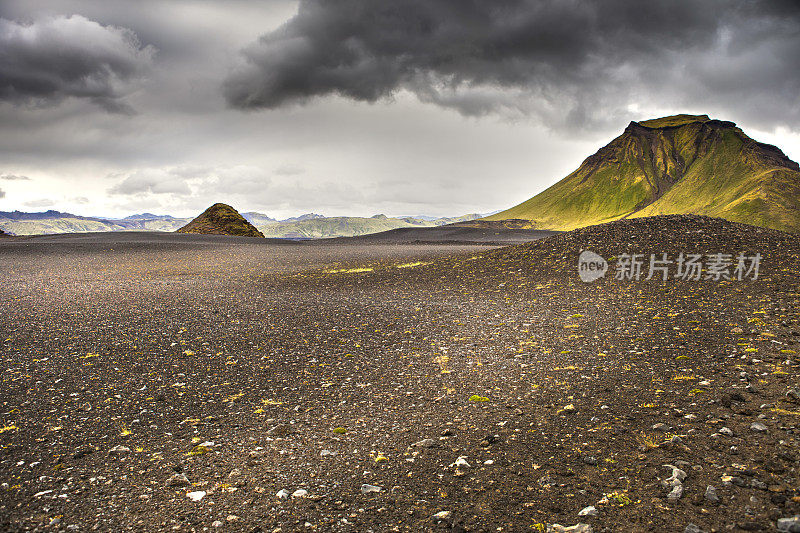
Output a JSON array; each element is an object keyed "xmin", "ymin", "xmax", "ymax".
[
  {"xmin": 177, "ymin": 203, "xmax": 265, "ymax": 237},
  {"xmin": 486, "ymin": 114, "xmax": 800, "ymax": 233}
]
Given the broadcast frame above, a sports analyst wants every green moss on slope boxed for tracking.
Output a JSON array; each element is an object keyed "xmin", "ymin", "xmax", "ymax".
[
  {"xmin": 486, "ymin": 115, "xmax": 800, "ymax": 233},
  {"xmin": 638, "ymin": 114, "xmax": 710, "ymax": 128}
]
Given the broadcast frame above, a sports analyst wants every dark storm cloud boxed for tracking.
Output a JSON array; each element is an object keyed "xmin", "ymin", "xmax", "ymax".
[
  {"xmin": 223, "ymin": 0, "xmax": 800, "ymax": 130},
  {"xmin": 0, "ymin": 15, "xmax": 155, "ymax": 112}
]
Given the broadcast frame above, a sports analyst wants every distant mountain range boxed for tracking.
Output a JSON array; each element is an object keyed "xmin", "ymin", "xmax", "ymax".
[
  {"xmin": 0, "ymin": 210, "xmax": 192, "ymax": 235},
  {"xmin": 0, "ymin": 209, "xmax": 487, "ymax": 238},
  {"xmin": 486, "ymin": 114, "xmax": 800, "ymax": 233}
]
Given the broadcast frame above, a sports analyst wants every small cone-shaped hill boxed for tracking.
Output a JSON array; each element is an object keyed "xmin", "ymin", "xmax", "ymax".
[{"xmin": 176, "ymin": 203, "xmax": 265, "ymax": 237}]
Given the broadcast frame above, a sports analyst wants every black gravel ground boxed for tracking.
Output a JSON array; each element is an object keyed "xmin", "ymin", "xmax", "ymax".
[{"xmin": 1, "ymin": 216, "xmax": 800, "ymax": 533}]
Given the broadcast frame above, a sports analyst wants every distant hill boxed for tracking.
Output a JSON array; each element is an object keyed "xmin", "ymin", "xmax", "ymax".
[
  {"xmin": 258, "ymin": 215, "xmax": 425, "ymax": 238},
  {"xmin": 486, "ymin": 114, "xmax": 800, "ymax": 233},
  {"xmin": 177, "ymin": 203, "xmax": 265, "ymax": 237},
  {"xmin": 123, "ymin": 213, "xmax": 181, "ymax": 221},
  {"xmin": 280, "ymin": 213, "xmax": 325, "ymax": 223},
  {"xmin": 241, "ymin": 212, "xmax": 277, "ymax": 226},
  {"xmin": 0, "ymin": 210, "xmax": 190, "ymax": 235},
  {"xmin": 255, "ymin": 213, "xmax": 485, "ymax": 239}
]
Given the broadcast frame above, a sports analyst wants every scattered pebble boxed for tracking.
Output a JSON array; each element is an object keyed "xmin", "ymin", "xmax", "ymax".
[
  {"xmin": 453, "ymin": 456, "xmax": 470, "ymax": 468},
  {"xmin": 166, "ymin": 473, "xmax": 190, "ymax": 487},
  {"xmin": 777, "ymin": 516, "xmax": 800, "ymax": 532},
  {"xmin": 578, "ymin": 506, "xmax": 597, "ymax": 516},
  {"xmin": 108, "ymin": 445, "xmax": 130, "ymax": 455},
  {"xmin": 548, "ymin": 523, "xmax": 592, "ymax": 533},
  {"xmin": 361, "ymin": 484, "xmax": 382, "ymax": 494},
  {"xmin": 187, "ymin": 491, "xmax": 206, "ymax": 502}
]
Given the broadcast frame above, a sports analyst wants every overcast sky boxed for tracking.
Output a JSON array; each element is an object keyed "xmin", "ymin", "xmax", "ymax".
[{"xmin": 1, "ymin": 0, "xmax": 799, "ymax": 219}]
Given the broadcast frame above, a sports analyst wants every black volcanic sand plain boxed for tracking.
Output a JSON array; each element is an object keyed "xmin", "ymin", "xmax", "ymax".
[{"xmin": 1, "ymin": 216, "xmax": 800, "ymax": 533}]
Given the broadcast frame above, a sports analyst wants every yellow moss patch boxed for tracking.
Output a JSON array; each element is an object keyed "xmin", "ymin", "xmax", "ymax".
[
  {"xmin": 324, "ymin": 267, "xmax": 374, "ymax": 274},
  {"xmin": 224, "ymin": 392, "xmax": 245, "ymax": 402},
  {"xmin": 772, "ymin": 408, "xmax": 800, "ymax": 416},
  {"xmin": 605, "ymin": 491, "xmax": 634, "ymax": 506},
  {"xmin": 186, "ymin": 445, "xmax": 210, "ymax": 456},
  {"xmin": 396, "ymin": 262, "xmax": 430, "ymax": 269},
  {"xmin": 261, "ymin": 399, "xmax": 283, "ymax": 406}
]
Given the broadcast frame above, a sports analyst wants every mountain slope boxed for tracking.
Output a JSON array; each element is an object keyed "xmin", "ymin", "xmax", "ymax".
[
  {"xmin": 486, "ymin": 114, "xmax": 800, "ymax": 233},
  {"xmin": 177, "ymin": 203, "xmax": 265, "ymax": 237}
]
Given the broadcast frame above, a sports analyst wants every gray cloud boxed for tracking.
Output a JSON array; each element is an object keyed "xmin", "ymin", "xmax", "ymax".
[
  {"xmin": 274, "ymin": 164, "xmax": 305, "ymax": 176},
  {"xmin": 223, "ymin": 0, "xmax": 800, "ymax": 131},
  {"xmin": 104, "ymin": 163, "xmax": 374, "ymax": 216},
  {"xmin": 0, "ymin": 187, "xmax": 5, "ymax": 199},
  {"xmin": 0, "ymin": 173, "xmax": 30, "ymax": 180},
  {"xmin": 0, "ymin": 14, "xmax": 155, "ymax": 112},
  {"xmin": 24, "ymin": 198, "xmax": 54, "ymax": 208},
  {"xmin": 109, "ymin": 168, "xmax": 193, "ymax": 196}
]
